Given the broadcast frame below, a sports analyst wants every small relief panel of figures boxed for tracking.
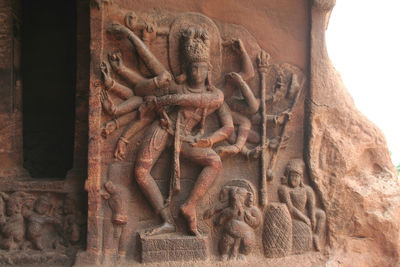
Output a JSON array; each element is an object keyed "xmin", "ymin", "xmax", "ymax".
[
  {"xmin": 0, "ymin": 191, "xmax": 85, "ymax": 263},
  {"xmin": 95, "ymin": 7, "xmax": 325, "ymax": 263}
]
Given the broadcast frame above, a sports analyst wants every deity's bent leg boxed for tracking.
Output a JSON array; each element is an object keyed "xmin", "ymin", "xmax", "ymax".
[
  {"xmin": 180, "ymin": 144, "xmax": 222, "ymax": 235},
  {"xmin": 134, "ymin": 123, "xmax": 170, "ymax": 212},
  {"xmin": 134, "ymin": 123, "xmax": 174, "ymax": 235}
]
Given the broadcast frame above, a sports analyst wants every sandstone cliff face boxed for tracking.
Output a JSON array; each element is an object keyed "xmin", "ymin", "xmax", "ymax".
[{"xmin": 307, "ymin": 1, "xmax": 400, "ymax": 266}]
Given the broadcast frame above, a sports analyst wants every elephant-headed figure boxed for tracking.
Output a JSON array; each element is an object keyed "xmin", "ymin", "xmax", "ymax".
[{"xmin": 204, "ymin": 179, "xmax": 262, "ymax": 261}]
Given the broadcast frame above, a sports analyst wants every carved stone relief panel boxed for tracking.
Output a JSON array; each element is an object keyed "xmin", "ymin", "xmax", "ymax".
[
  {"xmin": 0, "ymin": 191, "xmax": 86, "ymax": 265},
  {"xmin": 85, "ymin": 0, "xmax": 326, "ymax": 264}
]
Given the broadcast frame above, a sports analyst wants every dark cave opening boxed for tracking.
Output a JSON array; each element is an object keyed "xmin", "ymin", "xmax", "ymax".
[{"xmin": 21, "ymin": 0, "xmax": 77, "ymax": 178}]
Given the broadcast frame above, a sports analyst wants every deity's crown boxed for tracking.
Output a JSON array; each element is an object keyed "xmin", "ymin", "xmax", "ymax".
[{"xmin": 181, "ymin": 26, "xmax": 210, "ymax": 64}]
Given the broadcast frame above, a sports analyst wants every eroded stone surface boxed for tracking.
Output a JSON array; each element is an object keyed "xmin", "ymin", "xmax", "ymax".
[{"xmin": 307, "ymin": 1, "xmax": 399, "ymax": 266}]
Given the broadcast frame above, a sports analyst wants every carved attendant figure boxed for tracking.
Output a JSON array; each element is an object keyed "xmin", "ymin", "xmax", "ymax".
[
  {"xmin": 278, "ymin": 159, "xmax": 326, "ymax": 251},
  {"xmin": 25, "ymin": 195, "xmax": 62, "ymax": 251},
  {"xmin": 0, "ymin": 192, "xmax": 27, "ymax": 250},
  {"xmin": 102, "ymin": 181, "xmax": 128, "ymax": 258},
  {"xmin": 204, "ymin": 180, "xmax": 262, "ymax": 260}
]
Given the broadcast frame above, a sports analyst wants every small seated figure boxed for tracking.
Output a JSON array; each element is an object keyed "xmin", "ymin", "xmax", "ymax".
[
  {"xmin": 25, "ymin": 195, "xmax": 62, "ymax": 251},
  {"xmin": 204, "ymin": 180, "xmax": 262, "ymax": 261},
  {"xmin": 0, "ymin": 192, "xmax": 29, "ymax": 251},
  {"xmin": 102, "ymin": 181, "xmax": 128, "ymax": 259},
  {"xmin": 278, "ymin": 159, "xmax": 326, "ymax": 251}
]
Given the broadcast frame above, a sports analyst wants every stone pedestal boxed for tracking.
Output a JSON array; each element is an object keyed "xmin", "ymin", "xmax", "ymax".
[{"xmin": 139, "ymin": 233, "xmax": 209, "ymax": 263}]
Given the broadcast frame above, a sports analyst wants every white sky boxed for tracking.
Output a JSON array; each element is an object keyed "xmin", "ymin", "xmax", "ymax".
[{"xmin": 326, "ymin": 0, "xmax": 400, "ymax": 167}]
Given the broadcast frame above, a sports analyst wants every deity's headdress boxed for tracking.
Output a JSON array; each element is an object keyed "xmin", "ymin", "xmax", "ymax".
[
  {"xmin": 169, "ymin": 13, "xmax": 222, "ymax": 85},
  {"xmin": 181, "ymin": 26, "xmax": 210, "ymax": 64}
]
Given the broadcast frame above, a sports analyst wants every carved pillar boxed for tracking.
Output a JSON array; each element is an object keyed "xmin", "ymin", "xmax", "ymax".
[
  {"xmin": 81, "ymin": 3, "xmax": 104, "ymax": 264},
  {"xmin": 0, "ymin": 0, "xmax": 28, "ymax": 179}
]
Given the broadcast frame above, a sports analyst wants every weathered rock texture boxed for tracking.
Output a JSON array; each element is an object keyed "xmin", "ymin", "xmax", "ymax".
[{"xmin": 306, "ymin": 0, "xmax": 400, "ymax": 266}]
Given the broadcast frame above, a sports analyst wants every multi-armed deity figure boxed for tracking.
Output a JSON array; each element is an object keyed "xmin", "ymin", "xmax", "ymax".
[
  {"xmin": 101, "ymin": 11, "xmax": 306, "ymax": 240},
  {"xmin": 105, "ymin": 23, "xmax": 233, "ymax": 236},
  {"xmin": 134, "ymin": 26, "xmax": 233, "ymax": 236},
  {"xmin": 278, "ymin": 159, "xmax": 326, "ymax": 251}
]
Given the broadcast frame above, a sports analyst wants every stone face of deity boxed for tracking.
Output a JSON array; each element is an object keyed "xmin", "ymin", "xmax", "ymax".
[{"xmin": 187, "ymin": 62, "xmax": 209, "ymax": 87}]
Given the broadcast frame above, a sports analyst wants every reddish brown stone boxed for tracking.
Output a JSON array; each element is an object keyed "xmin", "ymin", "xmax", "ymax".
[
  {"xmin": 0, "ymin": 1, "xmax": 398, "ymax": 266},
  {"xmin": 306, "ymin": 0, "xmax": 400, "ymax": 266}
]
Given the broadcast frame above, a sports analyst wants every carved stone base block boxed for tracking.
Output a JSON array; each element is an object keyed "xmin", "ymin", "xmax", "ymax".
[
  {"xmin": 139, "ymin": 233, "xmax": 209, "ymax": 263},
  {"xmin": 292, "ymin": 220, "xmax": 312, "ymax": 254},
  {"xmin": 262, "ymin": 203, "xmax": 292, "ymax": 258}
]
